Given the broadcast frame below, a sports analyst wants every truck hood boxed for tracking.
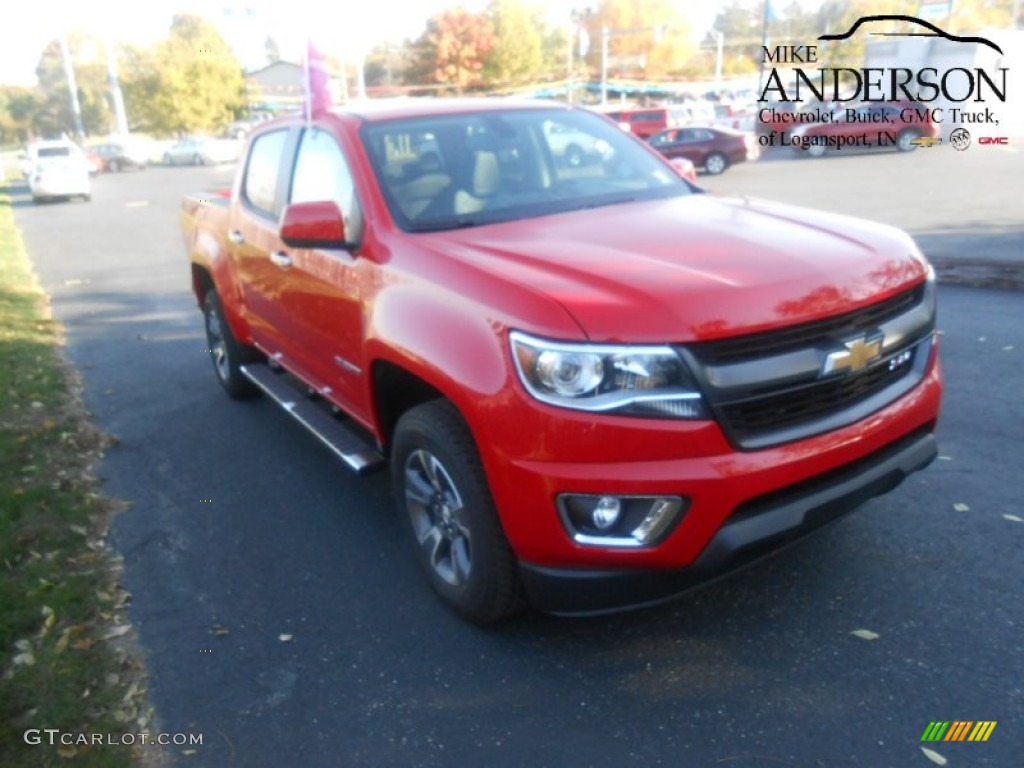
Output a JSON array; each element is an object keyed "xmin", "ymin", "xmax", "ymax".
[{"xmin": 423, "ymin": 194, "xmax": 928, "ymax": 343}]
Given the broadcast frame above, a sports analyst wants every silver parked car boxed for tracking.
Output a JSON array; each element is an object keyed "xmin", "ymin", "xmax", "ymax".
[{"xmin": 162, "ymin": 136, "xmax": 240, "ymax": 166}]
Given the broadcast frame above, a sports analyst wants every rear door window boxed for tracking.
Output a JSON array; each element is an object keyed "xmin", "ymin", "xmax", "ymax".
[{"xmin": 242, "ymin": 129, "xmax": 289, "ymax": 218}]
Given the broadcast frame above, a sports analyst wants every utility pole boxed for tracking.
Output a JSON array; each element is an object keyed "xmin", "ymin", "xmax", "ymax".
[
  {"xmin": 59, "ymin": 32, "xmax": 85, "ymax": 139},
  {"xmin": 715, "ymin": 30, "xmax": 724, "ymax": 90},
  {"xmin": 106, "ymin": 37, "xmax": 129, "ymax": 136}
]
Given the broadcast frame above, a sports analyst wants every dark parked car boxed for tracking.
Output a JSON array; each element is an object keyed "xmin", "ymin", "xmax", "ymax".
[
  {"xmin": 789, "ymin": 102, "xmax": 940, "ymax": 157},
  {"xmin": 90, "ymin": 142, "xmax": 148, "ymax": 172},
  {"xmin": 649, "ymin": 126, "xmax": 758, "ymax": 175}
]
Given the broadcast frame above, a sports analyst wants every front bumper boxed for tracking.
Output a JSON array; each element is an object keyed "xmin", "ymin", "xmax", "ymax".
[{"xmin": 521, "ymin": 427, "xmax": 937, "ymax": 615}]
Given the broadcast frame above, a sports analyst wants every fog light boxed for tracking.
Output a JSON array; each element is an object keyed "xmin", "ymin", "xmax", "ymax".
[
  {"xmin": 557, "ymin": 494, "xmax": 687, "ymax": 548},
  {"xmin": 592, "ymin": 496, "xmax": 622, "ymax": 530}
]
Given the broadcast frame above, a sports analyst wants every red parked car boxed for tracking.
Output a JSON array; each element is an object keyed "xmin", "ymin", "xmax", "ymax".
[
  {"xmin": 789, "ymin": 102, "xmax": 939, "ymax": 156},
  {"xmin": 649, "ymin": 126, "xmax": 759, "ymax": 175}
]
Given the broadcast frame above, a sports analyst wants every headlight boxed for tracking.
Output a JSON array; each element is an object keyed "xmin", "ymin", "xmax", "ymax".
[{"xmin": 510, "ymin": 331, "xmax": 707, "ymax": 419}]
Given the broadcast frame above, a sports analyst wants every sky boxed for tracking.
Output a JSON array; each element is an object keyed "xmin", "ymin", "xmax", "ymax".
[{"xmin": 0, "ymin": 0, "xmax": 736, "ymax": 87}]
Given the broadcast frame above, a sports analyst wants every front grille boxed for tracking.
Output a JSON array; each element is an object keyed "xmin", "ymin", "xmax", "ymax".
[
  {"xmin": 718, "ymin": 355, "xmax": 915, "ymax": 440},
  {"xmin": 691, "ymin": 283, "xmax": 925, "ymax": 364},
  {"xmin": 680, "ymin": 279, "xmax": 935, "ymax": 450}
]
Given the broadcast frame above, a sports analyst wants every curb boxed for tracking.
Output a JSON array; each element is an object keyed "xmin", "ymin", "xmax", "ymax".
[{"xmin": 930, "ymin": 257, "xmax": 1024, "ymax": 291}]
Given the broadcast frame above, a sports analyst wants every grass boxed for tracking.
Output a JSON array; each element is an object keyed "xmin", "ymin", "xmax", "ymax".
[{"xmin": 0, "ymin": 184, "xmax": 155, "ymax": 766}]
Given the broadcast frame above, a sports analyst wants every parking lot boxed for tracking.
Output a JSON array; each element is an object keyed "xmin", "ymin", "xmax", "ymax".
[{"xmin": 11, "ymin": 145, "xmax": 1024, "ymax": 767}]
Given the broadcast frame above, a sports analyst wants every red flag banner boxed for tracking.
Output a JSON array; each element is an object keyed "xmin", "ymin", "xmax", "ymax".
[{"xmin": 305, "ymin": 40, "xmax": 332, "ymax": 120}]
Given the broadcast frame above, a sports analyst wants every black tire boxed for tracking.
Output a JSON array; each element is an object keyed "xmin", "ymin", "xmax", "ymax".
[
  {"xmin": 108, "ymin": 159, "xmax": 120, "ymax": 172},
  {"xmin": 202, "ymin": 291, "xmax": 260, "ymax": 399},
  {"xmin": 192, "ymin": 153, "xmax": 205, "ymax": 166},
  {"xmin": 163, "ymin": 153, "xmax": 173, "ymax": 166},
  {"xmin": 392, "ymin": 400, "xmax": 525, "ymax": 624},
  {"xmin": 704, "ymin": 151, "xmax": 728, "ymax": 175},
  {"xmin": 897, "ymin": 129, "xmax": 920, "ymax": 152}
]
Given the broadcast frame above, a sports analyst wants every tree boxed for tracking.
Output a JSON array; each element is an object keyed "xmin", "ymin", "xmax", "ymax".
[
  {"xmin": 484, "ymin": 0, "xmax": 544, "ymax": 87},
  {"xmin": 586, "ymin": 0, "xmax": 695, "ymax": 78},
  {"xmin": 408, "ymin": 9, "xmax": 496, "ymax": 93},
  {"xmin": 0, "ymin": 86, "xmax": 38, "ymax": 143},
  {"xmin": 123, "ymin": 14, "xmax": 245, "ymax": 134}
]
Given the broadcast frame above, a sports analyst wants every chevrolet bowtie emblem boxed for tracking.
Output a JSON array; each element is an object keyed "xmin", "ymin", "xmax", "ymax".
[{"xmin": 823, "ymin": 335, "xmax": 883, "ymax": 375}]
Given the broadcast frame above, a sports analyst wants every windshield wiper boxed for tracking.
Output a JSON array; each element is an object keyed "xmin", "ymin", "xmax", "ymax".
[{"xmin": 409, "ymin": 217, "xmax": 488, "ymax": 233}]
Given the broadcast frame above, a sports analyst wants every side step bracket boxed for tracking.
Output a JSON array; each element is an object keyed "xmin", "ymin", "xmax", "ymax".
[{"xmin": 240, "ymin": 364, "xmax": 386, "ymax": 475}]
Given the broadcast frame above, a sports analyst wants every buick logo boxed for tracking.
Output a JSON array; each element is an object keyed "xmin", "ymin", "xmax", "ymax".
[
  {"xmin": 823, "ymin": 335, "xmax": 883, "ymax": 376},
  {"xmin": 950, "ymin": 127, "xmax": 971, "ymax": 151}
]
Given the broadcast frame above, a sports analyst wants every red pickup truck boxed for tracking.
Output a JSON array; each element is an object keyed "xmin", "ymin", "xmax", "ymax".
[{"xmin": 181, "ymin": 99, "xmax": 941, "ymax": 624}]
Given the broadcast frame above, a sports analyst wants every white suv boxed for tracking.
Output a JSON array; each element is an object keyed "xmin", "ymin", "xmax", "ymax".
[{"xmin": 27, "ymin": 140, "xmax": 91, "ymax": 203}]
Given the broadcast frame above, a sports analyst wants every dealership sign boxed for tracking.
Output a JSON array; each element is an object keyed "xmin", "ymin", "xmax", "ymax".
[{"xmin": 757, "ymin": 15, "xmax": 1010, "ymax": 151}]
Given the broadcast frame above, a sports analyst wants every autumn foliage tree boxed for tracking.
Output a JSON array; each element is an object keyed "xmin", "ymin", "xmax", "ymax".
[
  {"xmin": 484, "ymin": 0, "xmax": 545, "ymax": 87},
  {"xmin": 409, "ymin": 9, "xmax": 496, "ymax": 93},
  {"xmin": 586, "ymin": 0, "xmax": 695, "ymax": 79}
]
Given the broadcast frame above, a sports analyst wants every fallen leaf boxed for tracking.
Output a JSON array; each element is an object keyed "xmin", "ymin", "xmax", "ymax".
[
  {"xmin": 920, "ymin": 747, "xmax": 948, "ymax": 765},
  {"xmin": 850, "ymin": 629, "xmax": 880, "ymax": 640},
  {"xmin": 279, "ymin": 633, "xmax": 293, "ymax": 642},
  {"xmin": 103, "ymin": 625, "xmax": 132, "ymax": 640},
  {"xmin": 1003, "ymin": 514, "xmax": 1023, "ymax": 523},
  {"xmin": 953, "ymin": 503, "xmax": 970, "ymax": 512}
]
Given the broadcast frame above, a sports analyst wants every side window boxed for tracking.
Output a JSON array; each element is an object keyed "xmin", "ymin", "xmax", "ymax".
[
  {"xmin": 290, "ymin": 129, "xmax": 364, "ymax": 244},
  {"xmin": 243, "ymin": 129, "xmax": 288, "ymax": 217}
]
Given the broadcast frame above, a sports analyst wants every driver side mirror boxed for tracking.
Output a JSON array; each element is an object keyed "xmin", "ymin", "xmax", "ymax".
[{"xmin": 279, "ymin": 200, "xmax": 349, "ymax": 250}]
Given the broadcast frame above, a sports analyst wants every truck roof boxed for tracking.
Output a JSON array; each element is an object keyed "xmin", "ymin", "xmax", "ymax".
[{"xmin": 332, "ymin": 97, "xmax": 572, "ymax": 123}]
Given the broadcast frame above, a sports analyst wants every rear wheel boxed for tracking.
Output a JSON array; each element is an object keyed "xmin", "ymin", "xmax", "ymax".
[
  {"xmin": 192, "ymin": 153, "xmax": 205, "ymax": 166},
  {"xmin": 704, "ymin": 152, "xmax": 728, "ymax": 175},
  {"xmin": 392, "ymin": 401, "xmax": 524, "ymax": 624},
  {"xmin": 807, "ymin": 143, "xmax": 827, "ymax": 158},
  {"xmin": 202, "ymin": 291, "xmax": 260, "ymax": 399},
  {"xmin": 108, "ymin": 159, "xmax": 120, "ymax": 172}
]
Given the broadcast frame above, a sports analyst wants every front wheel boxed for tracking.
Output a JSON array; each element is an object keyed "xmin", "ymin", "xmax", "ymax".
[
  {"xmin": 202, "ymin": 291, "xmax": 260, "ymax": 398},
  {"xmin": 392, "ymin": 401, "xmax": 524, "ymax": 624},
  {"xmin": 806, "ymin": 142, "xmax": 827, "ymax": 158},
  {"xmin": 897, "ymin": 129, "xmax": 920, "ymax": 152}
]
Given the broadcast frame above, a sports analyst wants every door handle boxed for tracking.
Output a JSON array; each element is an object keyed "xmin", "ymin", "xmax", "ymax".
[
  {"xmin": 228, "ymin": 229, "xmax": 245, "ymax": 244},
  {"xmin": 269, "ymin": 251, "xmax": 293, "ymax": 268}
]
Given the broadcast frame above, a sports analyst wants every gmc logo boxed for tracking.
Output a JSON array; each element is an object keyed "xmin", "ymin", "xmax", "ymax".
[{"xmin": 978, "ymin": 136, "xmax": 1009, "ymax": 145}]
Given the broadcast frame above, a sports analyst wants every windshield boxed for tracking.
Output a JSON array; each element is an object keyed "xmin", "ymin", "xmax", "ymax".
[
  {"xmin": 38, "ymin": 147, "xmax": 72, "ymax": 158},
  {"xmin": 361, "ymin": 107, "xmax": 691, "ymax": 233}
]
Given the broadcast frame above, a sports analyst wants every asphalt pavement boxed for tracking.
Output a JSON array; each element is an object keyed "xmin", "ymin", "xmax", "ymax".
[
  {"xmin": 9, "ymin": 151, "xmax": 1024, "ymax": 767},
  {"xmin": 701, "ymin": 142, "xmax": 1024, "ymax": 290}
]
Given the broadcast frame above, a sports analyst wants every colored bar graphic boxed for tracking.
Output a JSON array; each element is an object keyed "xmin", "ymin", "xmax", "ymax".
[
  {"xmin": 968, "ymin": 721, "xmax": 997, "ymax": 742},
  {"xmin": 945, "ymin": 721, "xmax": 972, "ymax": 741},
  {"xmin": 921, "ymin": 720, "xmax": 996, "ymax": 742}
]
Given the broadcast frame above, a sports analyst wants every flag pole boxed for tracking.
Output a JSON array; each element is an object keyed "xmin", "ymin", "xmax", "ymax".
[{"xmin": 303, "ymin": 38, "xmax": 312, "ymax": 127}]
